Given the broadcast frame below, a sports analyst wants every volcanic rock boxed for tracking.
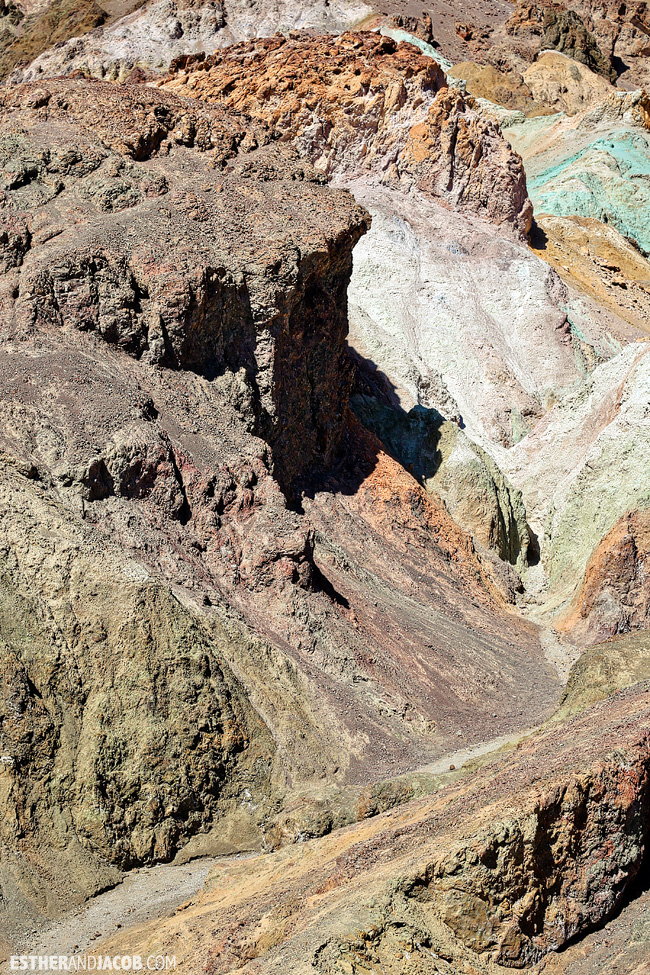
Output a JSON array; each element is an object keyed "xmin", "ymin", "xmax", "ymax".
[
  {"xmin": 159, "ymin": 30, "xmax": 534, "ymax": 236},
  {"xmin": 539, "ymin": 7, "xmax": 614, "ymax": 79},
  {"xmin": 0, "ymin": 76, "xmax": 564, "ymax": 938},
  {"xmin": 7, "ymin": 0, "xmax": 374, "ymax": 84}
]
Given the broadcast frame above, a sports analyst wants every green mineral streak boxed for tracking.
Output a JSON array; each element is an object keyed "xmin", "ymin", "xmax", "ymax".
[{"xmin": 500, "ymin": 104, "xmax": 650, "ymax": 254}]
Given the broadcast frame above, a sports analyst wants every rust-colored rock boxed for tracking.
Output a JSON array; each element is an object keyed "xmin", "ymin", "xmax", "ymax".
[
  {"xmin": 86, "ymin": 683, "xmax": 650, "ymax": 973},
  {"xmin": 560, "ymin": 509, "xmax": 650, "ymax": 644},
  {"xmin": 160, "ymin": 31, "xmax": 533, "ymax": 236},
  {"xmin": 0, "ymin": 76, "xmax": 562, "ymax": 937}
]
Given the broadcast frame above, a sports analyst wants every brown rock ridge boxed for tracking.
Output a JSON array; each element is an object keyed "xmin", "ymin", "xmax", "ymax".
[
  {"xmin": 84, "ymin": 682, "xmax": 650, "ymax": 973},
  {"xmin": 159, "ymin": 31, "xmax": 534, "ymax": 236},
  {"xmin": 559, "ymin": 509, "xmax": 650, "ymax": 644},
  {"xmin": 0, "ymin": 78, "xmax": 368, "ymax": 495},
  {"xmin": 0, "ymin": 78, "xmax": 561, "ymax": 937}
]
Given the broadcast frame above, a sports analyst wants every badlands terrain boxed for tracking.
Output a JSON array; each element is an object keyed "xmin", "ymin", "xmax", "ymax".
[{"xmin": 1, "ymin": 0, "xmax": 650, "ymax": 973}]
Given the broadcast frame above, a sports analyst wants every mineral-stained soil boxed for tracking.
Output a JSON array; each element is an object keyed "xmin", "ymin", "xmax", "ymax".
[
  {"xmin": 6, "ymin": 0, "xmax": 375, "ymax": 83},
  {"xmin": 2, "ymin": 1, "xmax": 650, "ymax": 971},
  {"xmin": 0, "ymin": 76, "xmax": 564, "ymax": 943},
  {"xmin": 497, "ymin": 91, "xmax": 650, "ymax": 256},
  {"xmin": 530, "ymin": 214, "xmax": 650, "ymax": 333},
  {"xmin": 0, "ymin": 0, "xmax": 147, "ymax": 80}
]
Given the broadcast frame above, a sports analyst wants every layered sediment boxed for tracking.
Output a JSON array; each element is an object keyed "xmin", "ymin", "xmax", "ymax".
[{"xmin": 2, "ymin": 2, "xmax": 650, "ymax": 970}]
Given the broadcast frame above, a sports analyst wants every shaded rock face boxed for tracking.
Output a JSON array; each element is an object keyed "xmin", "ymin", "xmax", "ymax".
[
  {"xmin": 160, "ymin": 31, "xmax": 533, "ymax": 236},
  {"xmin": 0, "ymin": 76, "xmax": 366, "ymax": 905},
  {"xmin": 505, "ymin": 3, "xmax": 613, "ymax": 76},
  {"xmin": 540, "ymin": 7, "xmax": 615, "ymax": 79},
  {"xmin": 560, "ymin": 0, "xmax": 650, "ymax": 86}
]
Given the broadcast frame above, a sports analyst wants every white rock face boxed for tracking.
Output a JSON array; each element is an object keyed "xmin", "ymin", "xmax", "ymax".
[
  {"xmin": 345, "ymin": 182, "xmax": 582, "ymax": 449},
  {"xmin": 345, "ymin": 181, "xmax": 650, "ymax": 614},
  {"xmin": 10, "ymin": 0, "xmax": 374, "ymax": 82},
  {"xmin": 500, "ymin": 343, "xmax": 650, "ymax": 611}
]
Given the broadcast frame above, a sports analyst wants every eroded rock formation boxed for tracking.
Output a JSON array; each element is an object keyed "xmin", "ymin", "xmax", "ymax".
[
  {"xmin": 1, "ymin": 1, "xmax": 650, "ymax": 970},
  {"xmin": 6, "ymin": 0, "xmax": 374, "ymax": 84},
  {"xmin": 0, "ymin": 77, "xmax": 563, "ymax": 939},
  {"xmin": 82, "ymin": 681, "xmax": 650, "ymax": 973},
  {"xmin": 159, "ymin": 31, "xmax": 534, "ymax": 235}
]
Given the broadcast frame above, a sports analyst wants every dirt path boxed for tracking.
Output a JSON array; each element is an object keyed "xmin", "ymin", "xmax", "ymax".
[
  {"xmin": 11, "ymin": 857, "xmax": 221, "ymax": 959},
  {"xmin": 413, "ymin": 728, "xmax": 534, "ymax": 778}
]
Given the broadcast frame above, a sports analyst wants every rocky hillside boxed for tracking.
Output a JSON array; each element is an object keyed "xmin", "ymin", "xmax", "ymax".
[
  {"xmin": 0, "ymin": 72, "xmax": 563, "ymax": 942},
  {"xmin": 1, "ymin": 1, "xmax": 650, "ymax": 973},
  {"xmin": 72, "ymin": 679, "xmax": 650, "ymax": 974}
]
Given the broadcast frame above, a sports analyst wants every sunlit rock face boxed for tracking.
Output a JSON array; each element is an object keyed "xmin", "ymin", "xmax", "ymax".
[
  {"xmin": 346, "ymin": 185, "xmax": 579, "ymax": 450},
  {"xmin": 4, "ymin": 1, "xmax": 650, "ymax": 968},
  {"xmin": 494, "ymin": 91, "xmax": 650, "ymax": 256},
  {"xmin": 7, "ymin": 0, "xmax": 375, "ymax": 83}
]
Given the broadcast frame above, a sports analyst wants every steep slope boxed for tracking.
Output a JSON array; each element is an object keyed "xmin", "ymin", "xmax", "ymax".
[
  {"xmin": 2, "ymin": 4, "xmax": 650, "ymax": 970},
  {"xmin": 76, "ymin": 681, "xmax": 650, "ymax": 973},
  {"xmin": 0, "ymin": 77, "xmax": 563, "ymax": 943},
  {"xmin": 158, "ymin": 23, "xmax": 650, "ymax": 624}
]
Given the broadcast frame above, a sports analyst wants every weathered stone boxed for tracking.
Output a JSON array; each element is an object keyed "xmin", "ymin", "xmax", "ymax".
[{"xmin": 160, "ymin": 31, "xmax": 533, "ymax": 236}]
